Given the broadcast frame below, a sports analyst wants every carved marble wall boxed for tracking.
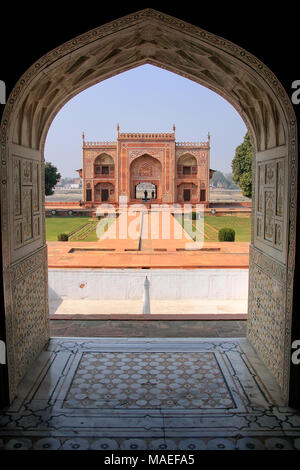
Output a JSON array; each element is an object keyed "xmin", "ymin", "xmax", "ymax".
[
  {"xmin": 254, "ymin": 147, "xmax": 287, "ymax": 264},
  {"xmin": 1, "ymin": 142, "xmax": 49, "ymax": 403},
  {"xmin": 11, "ymin": 149, "xmax": 43, "ymax": 259},
  {"xmin": 247, "ymin": 246, "xmax": 287, "ymax": 391},
  {"xmin": 6, "ymin": 247, "xmax": 49, "ymax": 398},
  {"xmin": 247, "ymin": 143, "xmax": 294, "ymax": 401}
]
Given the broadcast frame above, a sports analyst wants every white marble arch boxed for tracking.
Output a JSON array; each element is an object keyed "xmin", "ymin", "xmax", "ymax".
[{"xmin": 0, "ymin": 9, "xmax": 297, "ymax": 404}]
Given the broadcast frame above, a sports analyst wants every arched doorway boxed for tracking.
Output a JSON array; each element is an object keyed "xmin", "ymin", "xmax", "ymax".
[
  {"xmin": 130, "ymin": 154, "xmax": 162, "ymax": 202},
  {"xmin": 0, "ymin": 9, "xmax": 297, "ymax": 406},
  {"xmin": 135, "ymin": 182, "xmax": 157, "ymax": 200}
]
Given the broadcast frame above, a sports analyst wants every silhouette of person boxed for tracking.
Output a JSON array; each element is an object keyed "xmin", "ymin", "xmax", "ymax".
[
  {"xmin": 144, "ymin": 190, "xmax": 148, "ymax": 200},
  {"xmin": 152, "ymin": 190, "xmax": 155, "ymax": 199}
]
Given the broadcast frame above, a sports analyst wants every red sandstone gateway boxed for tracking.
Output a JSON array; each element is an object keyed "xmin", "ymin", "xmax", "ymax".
[{"xmin": 77, "ymin": 125, "xmax": 214, "ymax": 207}]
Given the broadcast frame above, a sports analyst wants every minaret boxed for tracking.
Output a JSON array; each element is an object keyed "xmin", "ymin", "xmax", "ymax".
[
  {"xmin": 117, "ymin": 123, "xmax": 120, "ymax": 137},
  {"xmin": 82, "ymin": 131, "xmax": 85, "ymax": 145},
  {"xmin": 142, "ymin": 276, "xmax": 151, "ymax": 314}
]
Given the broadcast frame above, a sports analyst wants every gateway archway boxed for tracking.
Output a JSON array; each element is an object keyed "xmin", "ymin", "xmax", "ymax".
[
  {"xmin": 0, "ymin": 9, "xmax": 297, "ymax": 406},
  {"xmin": 130, "ymin": 154, "xmax": 162, "ymax": 202}
]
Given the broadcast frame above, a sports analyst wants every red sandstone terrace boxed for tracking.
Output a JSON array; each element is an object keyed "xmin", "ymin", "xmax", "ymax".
[{"xmin": 47, "ymin": 241, "xmax": 250, "ymax": 268}]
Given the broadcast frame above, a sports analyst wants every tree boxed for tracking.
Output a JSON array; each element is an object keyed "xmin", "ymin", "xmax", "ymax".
[
  {"xmin": 45, "ymin": 161, "xmax": 61, "ymax": 196},
  {"xmin": 231, "ymin": 132, "xmax": 252, "ymax": 198}
]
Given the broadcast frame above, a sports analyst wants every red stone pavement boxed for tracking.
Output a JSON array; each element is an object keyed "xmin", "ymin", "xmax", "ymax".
[{"xmin": 47, "ymin": 241, "xmax": 249, "ymax": 269}]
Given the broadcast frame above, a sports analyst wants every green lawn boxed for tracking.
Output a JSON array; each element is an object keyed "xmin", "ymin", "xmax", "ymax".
[
  {"xmin": 47, "ymin": 214, "xmax": 251, "ymax": 243},
  {"xmin": 83, "ymin": 217, "xmax": 116, "ymax": 241},
  {"xmin": 205, "ymin": 215, "xmax": 251, "ymax": 242},
  {"xmin": 46, "ymin": 216, "xmax": 117, "ymax": 241},
  {"xmin": 46, "ymin": 217, "xmax": 92, "ymax": 241},
  {"xmin": 82, "ymin": 227, "xmax": 100, "ymax": 241},
  {"xmin": 179, "ymin": 215, "xmax": 251, "ymax": 242}
]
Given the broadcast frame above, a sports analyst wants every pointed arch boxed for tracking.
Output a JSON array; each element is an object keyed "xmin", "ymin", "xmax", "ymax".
[{"xmin": 0, "ymin": 8, "xmax": 297, "ymax": 405}]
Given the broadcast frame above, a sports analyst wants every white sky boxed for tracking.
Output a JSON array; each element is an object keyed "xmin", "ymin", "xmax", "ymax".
[{"xmin": 44, "ymin": 64, "xmax": 247, "ymax": 178}]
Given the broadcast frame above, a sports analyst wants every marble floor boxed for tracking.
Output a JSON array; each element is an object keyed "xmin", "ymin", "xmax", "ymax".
[{"xmin": 1, "ymin": 337, "xmax": 300, "ymax": 451}]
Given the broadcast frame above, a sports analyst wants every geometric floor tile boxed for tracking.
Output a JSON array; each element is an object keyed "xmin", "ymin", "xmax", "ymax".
[
  {"xmin": 1, "ymin": 337, "xmax": 300, "ymax": 450},
  {"xmin": 64, "ymin": 351, "xmax": 235, "ymax": 410}
]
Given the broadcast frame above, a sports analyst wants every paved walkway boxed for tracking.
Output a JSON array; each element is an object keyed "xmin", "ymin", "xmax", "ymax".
[
  {"xmin": 49, "ymin": 298, "xmax": 248, "ymax": 320},
  {"xmin": 50, "ymin": 298, "xmax": 248, "ymax": 337}
]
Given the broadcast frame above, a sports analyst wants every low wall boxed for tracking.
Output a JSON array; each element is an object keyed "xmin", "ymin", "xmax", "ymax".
[
  {"xmin": 45, "ymin": 208, "xmax": 95, "ymax": 217},
  {"xmin": 210, "ymin": 202, "xmax": 252, "ymax": 208},
  {"xmin": 48, "ymin": 268, "xmax": 249, "ymax": 301},
  {"xmin": 45, "ymin": 201, "xmax": 81, "ymax": 206}
]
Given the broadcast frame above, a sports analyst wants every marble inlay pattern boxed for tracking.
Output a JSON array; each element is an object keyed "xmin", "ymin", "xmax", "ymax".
[
  {"xmin": 64, "ymin": 352, "xmax": 235, "ymax": 410},
  {"xmin": 247, "ymin": 247, "xmax": 286, "ymax": 389},
  {"xmin": 6, "ymin": 246, "xmax": 49, "ymax": 400},
  {"xmin": 0, "ymin": 337, "xmax": 300, "ymax": 451}
]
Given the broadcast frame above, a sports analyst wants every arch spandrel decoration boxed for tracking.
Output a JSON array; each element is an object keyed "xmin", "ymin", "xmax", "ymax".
[
  {"xmin": 128, "ymin": 150, "xmax": 163, "ymax": 165},
  {"xmin": 130, "ymin": 154, "xmax": 162, "ymax": 174},
  {"xmin": 0, "ymin": 8, "xmax": 297, "ymax": 404}
]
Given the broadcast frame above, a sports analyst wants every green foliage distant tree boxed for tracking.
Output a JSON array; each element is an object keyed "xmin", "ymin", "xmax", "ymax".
[
  {"xmin": 231, "ymin": 132, "xmax": 252, "ymax": 198},
  {"xmin": 45, "ymin": 162, "xmax": 61, "ymax": 196}
]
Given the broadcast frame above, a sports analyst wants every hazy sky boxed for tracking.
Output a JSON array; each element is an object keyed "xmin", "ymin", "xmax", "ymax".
[{"xmin": 44, "ymin": 64, "xmax": 247, "ymax": 178}]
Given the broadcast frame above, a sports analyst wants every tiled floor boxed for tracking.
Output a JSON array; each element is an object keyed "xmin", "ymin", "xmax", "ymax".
[
  {"xmin": 64, "ymin": 351, "xmax": 235, "ymax": 410},
  {"xmin": 1, "ymin": 337, "xmax": 300, "ymax": 450}
]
